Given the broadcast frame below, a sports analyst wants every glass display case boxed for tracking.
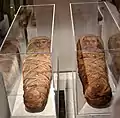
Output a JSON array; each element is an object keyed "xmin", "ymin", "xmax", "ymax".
[
  {"xmin": 69, "ymin": 1, "xmax": 120, "ymax": 118},
  {"xmin": 0, "ymin": 4, "xmax": 58, "ymax": 118}
]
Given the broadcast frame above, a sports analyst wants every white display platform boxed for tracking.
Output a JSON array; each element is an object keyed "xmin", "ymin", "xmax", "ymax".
[{"xmin": 8, "ymin": 75, "xmax": 56, "ymax": 118}]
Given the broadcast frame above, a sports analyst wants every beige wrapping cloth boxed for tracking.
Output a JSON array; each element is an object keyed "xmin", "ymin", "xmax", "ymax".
[
  {"xmin": 77, "ymin": 35, "xmax": 112, "ymax": 108},
  {"xmin": 22, "ymin": 36, "xmax": 52, "ymax": 112},
  {"xmin": 108, "ymin": 33, "xmax": 120, "ymax": 83},
  {"xmin": 0, "ymin": 39, "xmax": 20, "ymax": 93}
]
